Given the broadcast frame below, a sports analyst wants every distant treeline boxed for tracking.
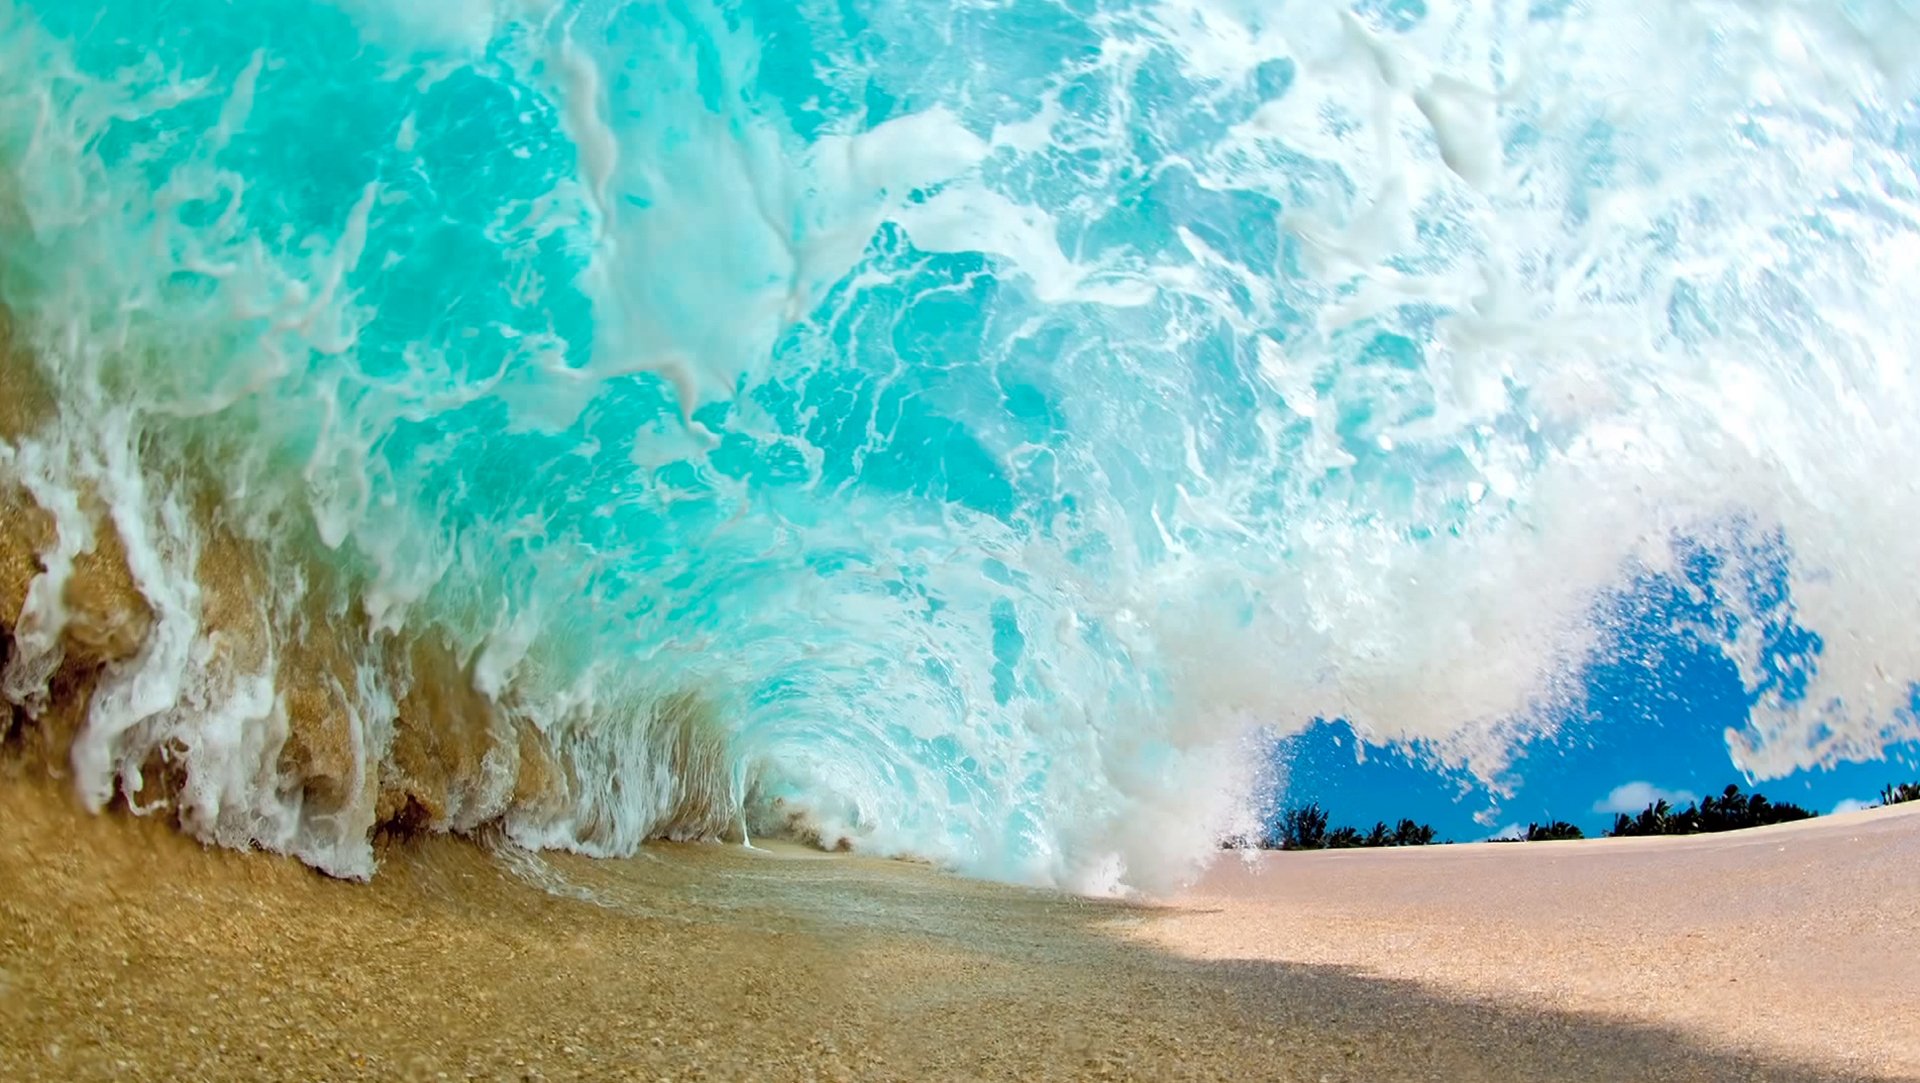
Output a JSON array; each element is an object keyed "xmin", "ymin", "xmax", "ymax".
[
  {"xmin": 1605, "ymin": 784, "xmax": 1811, "ymax": 837},
  {"xmin": 1243, "ymin": 779, "xmax": 1919, "ymax": 852},
  {"xmin": 1236, "ymin": 804, "xmax": 1442, "ymax": 850}
]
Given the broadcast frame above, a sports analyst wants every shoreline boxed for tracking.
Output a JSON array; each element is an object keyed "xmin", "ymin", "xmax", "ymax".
[{"xmin": 3, "ymin": 768, "xmax": 1910, "ymax": 1081}]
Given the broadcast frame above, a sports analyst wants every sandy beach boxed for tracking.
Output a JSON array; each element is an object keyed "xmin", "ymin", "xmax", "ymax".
[
  {"xmin": 1160, "ymin": 804, "xmax": 1920, "ymax": 1079},
  {"xmin": 1, "ymin": 766, "xmax": 1912, "ymax": 1082}
]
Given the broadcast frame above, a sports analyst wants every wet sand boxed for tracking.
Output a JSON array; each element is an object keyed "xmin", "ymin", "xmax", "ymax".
[{"xmin": 1, "ymin": 766, "xmax": 1911, "ymax": 1082}]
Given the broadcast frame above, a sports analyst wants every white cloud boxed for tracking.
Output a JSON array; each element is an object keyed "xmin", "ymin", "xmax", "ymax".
[
  {"xmin": 1830, "ymin": 797, "xmax": 1876, "ymax": 816},
  {"xmin": 1593, "ymin": 781, "xmax": 1699, "ymax": 816},
  {"xmin": 1485, "ymin": 823, "xmax": 1524, "ymax": 841}
]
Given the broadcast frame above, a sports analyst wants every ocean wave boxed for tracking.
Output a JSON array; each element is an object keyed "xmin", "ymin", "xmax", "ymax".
[{"xmin": 2, "ymin": 0, "xmax": 1919, "ymax": 893}]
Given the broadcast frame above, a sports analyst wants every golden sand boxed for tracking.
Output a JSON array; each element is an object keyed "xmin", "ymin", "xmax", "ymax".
[{"xmin": 1, "ymin": 767, "xmax": 1904, "ymax": 1083}]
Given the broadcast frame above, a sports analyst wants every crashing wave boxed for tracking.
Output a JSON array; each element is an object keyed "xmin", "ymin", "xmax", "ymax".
[{"xmin": 2, "ymin": 0, "xmax": 1919, "ymax": 893}]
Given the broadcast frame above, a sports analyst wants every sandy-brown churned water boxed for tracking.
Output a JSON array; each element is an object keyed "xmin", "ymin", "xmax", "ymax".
[{"xmin": 1, "ymin": 767, "xmax": 1914, "ymax": 1083}]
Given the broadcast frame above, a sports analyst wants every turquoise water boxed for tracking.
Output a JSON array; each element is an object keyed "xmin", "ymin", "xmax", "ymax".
[{"xmin": 3, "ymin": 0, "xmax": 1919, "ymax": 891}]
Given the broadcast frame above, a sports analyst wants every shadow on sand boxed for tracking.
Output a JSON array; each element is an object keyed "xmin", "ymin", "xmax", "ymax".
[{"xmin": 0, "ymin": 774, "xmax": 1892, "ymax": 1082}]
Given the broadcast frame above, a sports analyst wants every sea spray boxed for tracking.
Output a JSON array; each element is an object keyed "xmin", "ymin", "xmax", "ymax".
[{"xmin": 1, "ymin": 0, "xmax": 1919, "ymax": 893}]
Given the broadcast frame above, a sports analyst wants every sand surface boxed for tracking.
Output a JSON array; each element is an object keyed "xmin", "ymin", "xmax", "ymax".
[
  {"xmin": 1164, "ymin": 805, "xmax": 1920, "ymax": 1079},
  {"xmin": 1, "ymin": 767, "xmax": 1912, "ymax": 1082}
]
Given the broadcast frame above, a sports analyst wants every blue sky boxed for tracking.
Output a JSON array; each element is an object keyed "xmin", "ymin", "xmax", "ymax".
[{"xmin": 1274, "ymin": 542, "xmax": 1920, "ymax": 841}]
